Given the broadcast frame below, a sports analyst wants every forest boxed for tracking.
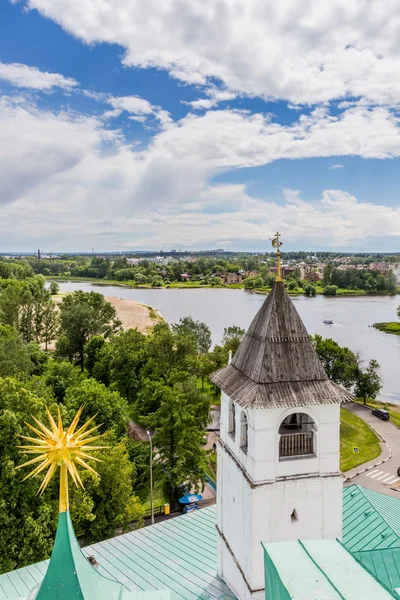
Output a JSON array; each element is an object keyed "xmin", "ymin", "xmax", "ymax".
[{"xmin": 0, "ymin": 261, "xmax": 242, "ymax": 572}]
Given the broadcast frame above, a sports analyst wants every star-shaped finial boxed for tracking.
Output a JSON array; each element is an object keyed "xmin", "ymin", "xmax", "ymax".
[{"xmin": 17, "ymin": 406, "xmax": 106, "ymax": 510}]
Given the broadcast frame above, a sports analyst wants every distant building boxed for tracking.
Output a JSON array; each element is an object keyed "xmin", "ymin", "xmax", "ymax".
[
  {"xmin": 180, "ymin": 273, "xmax": 190, "ymax": 281},
  {"xmin": 215, "ymin": 272, "xmax": 243, "ymax": 284}
]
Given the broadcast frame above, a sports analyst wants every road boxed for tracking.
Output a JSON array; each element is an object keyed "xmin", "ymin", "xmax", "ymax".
[{"xmin": 343, "ymin": 403, "xmax": 400, "ymax": 498}]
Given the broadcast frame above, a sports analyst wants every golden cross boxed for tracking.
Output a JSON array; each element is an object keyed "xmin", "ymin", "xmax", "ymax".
[{"xmin": 271, "ymin": 232, "xmax": 283, "ymax": 282}]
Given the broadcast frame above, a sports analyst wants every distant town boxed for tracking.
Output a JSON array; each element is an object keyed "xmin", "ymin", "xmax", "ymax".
[{"xmin": 1, "ymin": 249, "xmax": 399, "ymax": 295}]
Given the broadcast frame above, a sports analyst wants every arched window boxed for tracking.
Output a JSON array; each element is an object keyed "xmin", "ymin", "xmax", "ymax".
[
  {"xmin": 228, "ymin": 399, "xmax": 236, "ymax": 439},
  {"xmin": 240, "ymin": 412, "xmax": 248, "ymax": 453},
  {"xmin": 278, "ymin": 412, "xmax": 316, "ymax": 459}
]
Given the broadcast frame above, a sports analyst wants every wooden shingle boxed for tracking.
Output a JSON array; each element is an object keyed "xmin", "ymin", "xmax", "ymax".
[{"xmin": 210, "ymin": 281, "xmax": 352, "ymax": 408}]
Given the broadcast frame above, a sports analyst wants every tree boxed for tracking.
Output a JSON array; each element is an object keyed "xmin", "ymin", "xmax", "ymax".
[
  {"xmin": 172, "ymin": 316, "xmax": 212, "ymax": 354},
  {"xmin": 84, "ymin": 335, "xmax": 107, "ymax": 376},
  {"xmin": 147, "ymin": 381, "xmax": 209, "ymax": 508},
  {"xmin": 69, "ymin": 433, "xmax": 144, "ymax": 541},
  {"xmin": 44, "ymin": 359, "xmax": 80, "ymax": 403},
  {"xmin": 0, "ymin": 325, "xmax": 34, "ymax": 377},
  {"xmin": 136, "ymin": 379, "xmax": 171, "ymax": 417},
  {"xmin": 311, "ymin": 335, "xmax": 357, "ymax": 389},
  {"xmin": 57, "ymin": 291, "xmax": 121, "ymax": 371},
  {"xmin": 64, "ymin": 379, "xmax": 129, "ymax": 438},
  {"xmin": 110, "ymin": 329, "xmax": 146, "ymax": 401},
  {"xmin": 0, "ymin": 378, "xmax": 59, "ymax": 572},
  {"xmin": 49, "ymin": 281, "xmax": 60, "ymax": 295},
  {"xmin": 354, "ymin": 359, "xmax": 382, "ymax": 405},
  {"xmin": 323, "ymin": 285, "xmax": 338, "ymax": 296},
  {"xmin": 142, "ymin": 322, "xmax": 197, "ymax": 382},
  {"xmin": 41, "ymin": 299, "xmax": 58, "ymax": 350},
  {"xmin": 222, "ymin": 325, "xmax": 245, "ymax": 355},
  {"xmin": 303, "ymin": 283, "xmax": 316, "ymax": 296}
]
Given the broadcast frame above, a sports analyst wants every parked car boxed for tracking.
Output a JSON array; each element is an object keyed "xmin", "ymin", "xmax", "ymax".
[{"xmin": 372, "ymin": 408, "xmax": 390, "ymax": 420}]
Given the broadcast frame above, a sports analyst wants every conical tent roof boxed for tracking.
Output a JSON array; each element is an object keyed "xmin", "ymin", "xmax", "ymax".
[{"xmin": 210, "ymin": 281, "xmax": 353, "ymax": 408}]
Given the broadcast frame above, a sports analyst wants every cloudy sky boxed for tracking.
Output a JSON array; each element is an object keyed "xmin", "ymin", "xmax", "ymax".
[{"xmin": 1, "ymin": 0, "xmax": 400, "ymax": 252}]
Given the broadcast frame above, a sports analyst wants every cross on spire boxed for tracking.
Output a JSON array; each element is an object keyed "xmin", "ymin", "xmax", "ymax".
[{"xmin": 271, "ymin": 232, "xmax": 283, "ymax": 282}]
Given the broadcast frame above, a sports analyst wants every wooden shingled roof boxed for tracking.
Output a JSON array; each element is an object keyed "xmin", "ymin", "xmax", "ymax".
[{"xmin": 210, "ymin": 281, "xmax": 353, "ymax": 408}]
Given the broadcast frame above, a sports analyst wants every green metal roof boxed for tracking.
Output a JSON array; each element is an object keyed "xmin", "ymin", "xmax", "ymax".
[
  {"xmin": 343, "ymin": 485, "xmax": 400, "ymax": 552},
  {"xmin": 0, "ymin": 507, "xmax": 235, "ymax": 600},
  {"xmin": 262, "ymin": 539, "xmax": 396, "ymax": 599},
  {"xmin": 353, "ymin": 548, "xmax": 400, "ymax": 595},
  {"xmin": 4, "ymin": 487, "xmax": 400, "ymax": 600},
  {"xmin": 30, "ymin": 511, "xmax": 155, "ymax": 600}
]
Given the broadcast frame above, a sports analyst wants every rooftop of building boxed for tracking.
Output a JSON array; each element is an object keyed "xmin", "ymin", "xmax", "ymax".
[
  {"xmin": 3, "ymin": 486, "xmax": 400, "ymax": 600},
  {"xmin": 211, "ymin": 281, "xmax": 353, "ymax": 408}
]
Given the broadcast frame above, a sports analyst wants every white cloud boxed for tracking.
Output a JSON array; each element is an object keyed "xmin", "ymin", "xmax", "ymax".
[
  {"xmin": 109, "ymin": 95, "xmax": 153, "ymax": 115},
  {"xmin": 186, "ymin": 87, "xmax": 237, "ymax": 110},
  {"xmin": 1, "ymin": 95, "xmax": 400, "ymax": 250},
  {"xmin": 17, "ymin": 0, "xmax": 400, "ymax": 104},
  {"xmin": 82, "ymin": 91, "xmax": 173, "ymax": 128},
  {"xmin": 329, "ymin": 164, "xmax": 344, "ymax": 169},
  {"xmin": 0, "ymin": 62, "xmax": 78, "ymax": 90}
]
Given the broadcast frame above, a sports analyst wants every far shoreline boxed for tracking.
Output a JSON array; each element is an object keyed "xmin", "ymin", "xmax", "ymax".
[{"xmin": 46, "ymin": 275, "xmax": 400, "ymax": 297}]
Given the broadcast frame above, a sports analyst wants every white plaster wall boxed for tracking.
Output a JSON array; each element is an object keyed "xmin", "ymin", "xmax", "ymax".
[{"xmin": 218, "ymin": 393, "xmax": 343, "ymax": 597}]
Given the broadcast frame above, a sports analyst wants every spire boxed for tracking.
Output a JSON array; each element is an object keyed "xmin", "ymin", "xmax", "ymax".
[
  {"xmin": 17, "ymin": 408, "xmax": 145, "ymax": 600},
  {"xmin": 211, "ymin": 282, "xmax": 353, "ymax": 408}
]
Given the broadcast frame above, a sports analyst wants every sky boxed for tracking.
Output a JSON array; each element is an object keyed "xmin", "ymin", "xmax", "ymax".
[{"xmin": 1, "ymin": 1, "xmax": 400, "ymax": 253}]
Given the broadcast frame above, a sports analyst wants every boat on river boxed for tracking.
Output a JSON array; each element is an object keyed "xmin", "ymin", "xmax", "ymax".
[{"xmin": 323, "ymin": 319, "xmax": 334, "ymax": 325}]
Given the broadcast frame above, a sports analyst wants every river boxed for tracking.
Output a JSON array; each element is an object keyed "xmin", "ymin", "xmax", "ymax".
[{"xmin": 55, "ymin": 281, "xmax": 400, "ymax": 404}]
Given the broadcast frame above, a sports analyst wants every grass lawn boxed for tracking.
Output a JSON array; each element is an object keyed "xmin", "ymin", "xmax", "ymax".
[
  {"xmin": 141, "ymin": 479, "xmax": 169, "ymax": 511},
  {"xmin": 373, "ymin": 322, "xmax": 400, "ymax": 336},
  {"xmin": 197, "ymin": 378, "xmax": 220, "ymax": 404},
  {"xmin": 340, "ymin": 408, "xmax": 381, "ymax": 472},
  {"xmin": 353, "ymin": 398, "xmax": 400, "ymax": 428}
]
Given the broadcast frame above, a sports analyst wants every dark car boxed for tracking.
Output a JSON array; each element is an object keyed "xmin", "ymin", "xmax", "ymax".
[{"xmin": 372, "ymin": 408, "xmax": 390, "ymax": 420}]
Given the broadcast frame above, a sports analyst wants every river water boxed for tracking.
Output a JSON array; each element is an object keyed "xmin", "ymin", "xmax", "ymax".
[{"xmin": 55, "ymin": 281, "xmax": 400, "ymax": 404}]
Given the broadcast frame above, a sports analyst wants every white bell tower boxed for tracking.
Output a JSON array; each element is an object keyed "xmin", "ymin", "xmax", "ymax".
[{"xmin": 211, "ymin": 281, "xmax": 352, "ymax": 600}]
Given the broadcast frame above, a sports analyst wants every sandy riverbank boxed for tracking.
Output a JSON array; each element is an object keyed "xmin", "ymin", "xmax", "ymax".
[
  {"xmin": 45, "ymin": 295, "xmax": 163, "ymax": 350},
  {"xmin": 104, "ymin": 296, "xmax": 163, "ymax": 333}
]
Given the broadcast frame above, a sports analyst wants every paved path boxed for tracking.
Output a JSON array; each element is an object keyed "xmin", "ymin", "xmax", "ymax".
[{"xmin": 343, "ymin": 403, "xmax": 400, "ymax": 497}]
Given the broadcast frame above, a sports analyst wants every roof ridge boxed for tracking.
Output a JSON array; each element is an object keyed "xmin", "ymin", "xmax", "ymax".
[
  {"xmin": 297, "ymin": 540, "xmax": 346, "ymax": 600},
  {"xmin": 356, "ymin": 486, "xmax": 400, "ymax": 542},
  {"xmin": 338, "ymin": 538, "xmax": 400, "ymax": 599}
]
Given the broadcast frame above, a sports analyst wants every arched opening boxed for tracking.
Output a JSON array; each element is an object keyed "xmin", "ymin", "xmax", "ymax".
[
  {"xmin": 278, "ymin": 412, "xmax": 316, "ymax": 459},
  {"xmin": 240, "ymin": 411, "xmax": 248, "ymax": 453},
  {"xmin": 228, "ymin": 399, "xmax": 236, "ymax": 440}
]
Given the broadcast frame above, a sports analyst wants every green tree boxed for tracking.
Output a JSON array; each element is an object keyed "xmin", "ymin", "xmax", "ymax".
[
  {"xmin": 354, "ymin": 359, "xmax": 382, "ymax": 405},
  {"xmin": 44, "ymin": 359, "xmax": 80, "ymax": 403},
  {"xmin": 49, "ymin": 281, "xmax": 60, "ymax": 295},
  {"xmin": 41, "ymin": 298, "xmax": 58, "ymax": 350},
  {"xmin": 323, "ymin": 285, "xmax": 338, "ymax": 296},
  {"xmin": 64, "ymin": 379, "xmax": 129, "ymax": 438},
  {"xmin": 0, "ymin": 378, "xmax": 59, "ymax": 572},
  {"xmin": 148, "ymin": 379, "xmax": 210, "ymax": 507},
  {"xmin": 84, "ymin": 336, "xmax": 107, "ymax": 376},
  {"xmin": 0, "ymin": 325, "xmax": 34, "ymax": 377},
  {"xmin": 70, "ymin": 433, "xmax": 144, "ymax": 541},
  {"xmin": 172, "ymin": 316, "xmax": 212, "ymax": 354},
  {"xmin": 322, "ymin": 262, "xmax": 334, "ymax": 286},
  {"xmin": 57, "ymin": 291, "xmax": 121, "ymax": 371},
  {"xmin": 311, "ymin": 335, "xmax": 357, "ymax": 389},
  {"xmin": 222, "ymin": 325, "xmax": 246, "ymax": 355},
  {"xmin": 142, "ymin": 322, "xmax": 197, "ymax": 382},
  {"xmin": 110, "ymin": 329, "xmax": 146, "ymax": 401},
  {"xmin": 136, "ymin": 379, "xmax": 171, "ymax": 417}
]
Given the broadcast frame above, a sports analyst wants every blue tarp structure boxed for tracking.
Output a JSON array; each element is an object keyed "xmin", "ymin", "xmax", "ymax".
[{"xmin": 178, "ymin": 494, "xmax": 203, "ymax": 504}]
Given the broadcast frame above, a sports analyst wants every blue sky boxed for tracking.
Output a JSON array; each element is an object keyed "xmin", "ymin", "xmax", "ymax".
[{"xmin": 1, "ymin": 0, "xmax": 400, "ymax": 252}]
